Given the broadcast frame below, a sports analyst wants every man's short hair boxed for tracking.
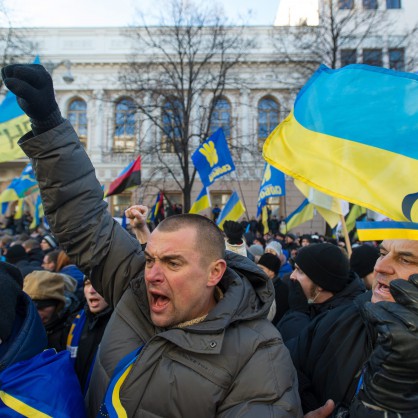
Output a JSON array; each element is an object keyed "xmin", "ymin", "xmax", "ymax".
[
  {"xmin": 156, "ymin": 214, "xmax": 225, "ymax": 262},
  {"xmin": 23, "ymin": 239, "xmax": 41, "ymax": 251}
]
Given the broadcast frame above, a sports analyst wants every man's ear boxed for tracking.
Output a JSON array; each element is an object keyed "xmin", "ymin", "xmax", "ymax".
[{"xmin": 207, "ymin": 259, "xmax": 227, "ymax": 287}]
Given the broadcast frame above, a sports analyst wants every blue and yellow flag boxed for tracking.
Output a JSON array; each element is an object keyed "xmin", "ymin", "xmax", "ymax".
[
  {"xmin": 256, "ymin": 163, "xmax": 286, "ymax": 218},
  {"xmin": 283, "ymin": 198, "xmax": 314, "ymax": 231},
  {"xmin": 0, "ymin": 163, "xmax": 38, "ymax": 203},
  {"xmin": 192, "ymin": 128, "xmax": 235, "ymax": 187},
  {"xmin": 216, "ymin": 191, "xmax": 245, "ymax": 230},
  {"xmin": 189, "ymin": 187, "xmax": 211, "ymax": 214},
  {"xmin": 264, "ymin": 64, "xmax": 418, "ymax": 223},
  {"xmin": 356, "ymin": 221, "xmax": 418, "ymax": 241}
]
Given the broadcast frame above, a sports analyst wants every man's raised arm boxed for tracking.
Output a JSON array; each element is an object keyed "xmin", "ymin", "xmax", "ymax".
[{"xmin": 1, "ymin": 64, "xmax": 145, "ymax": 306}]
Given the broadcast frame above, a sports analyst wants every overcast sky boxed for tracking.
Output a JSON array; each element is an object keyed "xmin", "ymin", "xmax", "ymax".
[{"xmin": 4, "ymin": 0, "xmax": 281, "ymax": 27}]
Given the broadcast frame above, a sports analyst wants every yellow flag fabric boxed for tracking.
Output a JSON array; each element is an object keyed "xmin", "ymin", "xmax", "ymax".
[
  {"xmin": 262, "ymin": 205, "xmax": 269, "ymax": 234},
  {"xmin": 284, "ymin": 198, "xmax": 314, "ymax": 231}
]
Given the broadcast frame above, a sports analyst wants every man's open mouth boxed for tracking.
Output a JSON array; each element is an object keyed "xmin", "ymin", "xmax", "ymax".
[{"xmin": 149, "ymin": 292, "xmax": 170, "ymax": 312}]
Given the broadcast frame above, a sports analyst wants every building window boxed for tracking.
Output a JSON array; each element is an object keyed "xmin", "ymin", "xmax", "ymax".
[
  {"xmin": 363, "ymin": 0, "xmax": 378, "ymax": 9},
  {"xmin": 209, "ymin": 97, "xmax": 231, "ymax": 142},
  {"xmin": 340, "ymin": 49, "xmax": 357, "ymax": 67},
  {"xmin": 389, "ymin": 48, "xmax": 405, "ymax": 71},
  {"xmin": 363, "ymin": 49, "xmax": 383, "ymax": 67},
  {"xmin": 162, "ymin": 98, "xmax": 183, "ymax": 153},
  {"xmin": 386, "ymin": 0, "xmax": 401, "ymax": 9},
  {"xmin": 258, "ymin": 97, "xmax": 279, "ymax": 151},
  {"xmin": 114, "ymin": 98, "xmax": 136, "ymax": 152},
  {"xmin": 67, "ymin": 98, "xmax": 87, "ymax": 147},
  {"xmin": 110, "ymin": 193, "xmax": 132, "ymax": 218},
  {"xmin": 338, "ymin": 0, "xmax": 354, "ymax": 9}
]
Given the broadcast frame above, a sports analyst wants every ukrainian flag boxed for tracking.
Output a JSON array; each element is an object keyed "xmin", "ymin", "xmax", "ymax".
[
  {"xmin": 189, "ymin": 187, "xmax": 211, "ymax": 214},
  {"xmin": 356, "ymin": 221, "xmax": 418, "ymax": 241},
  {"xmin": 264, "ymin": 64, "xmax": 418, "ymax": 223},
  {"xmin": 284, "ymin": 198, "xmax": 314, "ymax": 232},
  {"xmin": 216, "ymin": 191, "xmax": 245, "ymax": 230}
]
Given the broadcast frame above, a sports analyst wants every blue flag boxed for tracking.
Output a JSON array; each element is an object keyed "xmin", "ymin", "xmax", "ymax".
[
  {"xmin": 256, "ymin": 163, "xmax": 286, "ymax": 217},
  {"xmin": 0, "ymin": 349, "xmax": 86, "ymax": 417},
  {"xmin": 192, "ymin": 128, "xmax": 235, "ymax": 187}
]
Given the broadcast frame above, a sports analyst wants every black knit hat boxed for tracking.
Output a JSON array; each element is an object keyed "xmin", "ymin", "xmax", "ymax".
[
  {"xmin": 258, "ymin": 253, "xmax": 281, "ymax": 275},
  {"xmin": 350, "ymin": 245, "xmax": 380, "ymax": 278},
  {"xmin": 295, "ymin": 243, "xmax": 349, "ymax": 293},
  {"xmin": 5, "ymin": 244, "xmax": 28, "ymax": 264},
  {"xmin": 0, "ymin": 262, "xmax": 22, "ymax": 343}
]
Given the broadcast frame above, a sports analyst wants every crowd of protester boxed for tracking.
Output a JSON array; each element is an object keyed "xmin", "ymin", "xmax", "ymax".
[{"xmin": 0, "ymin": 62, "xmax": 417, "ymax": 417}]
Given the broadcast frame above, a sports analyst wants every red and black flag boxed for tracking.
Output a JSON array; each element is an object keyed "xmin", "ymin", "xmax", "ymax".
[{"xmin": 105, "ymin": 155, "xmax": 141, "ymax": 197}]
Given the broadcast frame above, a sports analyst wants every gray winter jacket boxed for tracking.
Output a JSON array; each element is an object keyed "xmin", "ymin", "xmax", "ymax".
[{"xmin": 20, "ymin": 121, "xmax": 302, "ymax": 418}]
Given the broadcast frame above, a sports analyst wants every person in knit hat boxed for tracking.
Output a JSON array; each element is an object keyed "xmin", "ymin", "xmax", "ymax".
[
  {"xmin": 40, "ymin": 234, "xmax": 58, "ymax": 254},
  {"xmin": 23, "ymin": 270, "xmax": 80, "ymax": 351},
  {"xmin": 277, "ymin": 243, "xmax": 365, "ymax": 342},
  {"xmin": 350, "ymin": 245, "xmax": 380, "ymax": 290},
  {"xmin": 5, "ymin": 243, "xmax": 42, "ymax": 279},
  {"xmin": 257, "ymin": 253, "xmax": 289, "ymax": 326}
]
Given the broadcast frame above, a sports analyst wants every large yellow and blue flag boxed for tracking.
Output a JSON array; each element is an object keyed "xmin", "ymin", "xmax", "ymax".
[
  {"xmin": 356, "ymin": 221, "xmax": 418, "ymax": 241},
  {"xmin": 284, "ymin": 198, "xmax": 314, "ymax": 232},
  {"xmin": 189, "ymin": 187, "xmax": 211, "ymax": 214},
  {"xmin": 0, "ymin": 163, "xmax": 38, "ymax": 203},
  {"xmin": 216, "ymin": 191, "xmax": 245, "ymax": 230},
  {"xmin": 192, "ymin": 128, "xmax": 235, "ymax": 187},
  {"xmin": 256, "ymin": 163, "xmax": 286, "ymax": 218},
  {"xmin": 263, "ymin": 64, "xmax": 418, "ymax": 223}
]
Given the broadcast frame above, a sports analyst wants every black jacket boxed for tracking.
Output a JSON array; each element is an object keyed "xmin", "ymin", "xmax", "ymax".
[
  {"xmin": 74, "ymin": 305, "xmax": 113, "ymax": 393},
  {"xmin": 278, "ymin": 272, "xmax": 366, "ymax": 341},
  {"xmin": 286, "ymin": 291, "xmax": 374, "ymax": 413}
]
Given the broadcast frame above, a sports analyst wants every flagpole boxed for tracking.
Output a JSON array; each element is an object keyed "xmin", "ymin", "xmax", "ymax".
[
  {"xmin": 233, "ymin": 171, "xmax": 250, "ymax": 222},
  {"xmin": 340, "ymin": 214, "xmax": 352, "ymax": 257}
]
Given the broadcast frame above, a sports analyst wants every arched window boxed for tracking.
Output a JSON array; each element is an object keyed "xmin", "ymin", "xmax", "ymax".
[
  {"xmin": 114, "ymin": 98, "xmax": 136, "ymax": 152},
  {"xmin": 67, "ymin": 98, "xmax": 87, "ymax": 147},
  {"xmin": 258, "ymin": 97, "xmax": 279, "ymax": 151},
  {"xmin": 162, "ymin": 98, "xmax": 183, "ymax": 153},
  {"xmin": 209, "ymin": 97, "xmax": 231, "ymax": 141}
]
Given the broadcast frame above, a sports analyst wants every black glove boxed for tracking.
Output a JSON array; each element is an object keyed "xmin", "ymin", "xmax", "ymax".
[
  {"xmin": 287, "ymin": 279, "xmax": 309, "ymax": 313},
  {"xmin": 1, "ymin": 64, "xmax": 63, "ymax": 134},
  {"xmin": 360, "ymin": 274, "xmax": 418, "ymax": 413},
  {"xmin": 223, "ymin": 221, "xmax": 244, "ymax": 245}
]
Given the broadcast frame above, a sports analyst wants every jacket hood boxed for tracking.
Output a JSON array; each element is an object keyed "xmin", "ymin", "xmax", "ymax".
[
  {"xmin": 187, "ymin": 251, "xmax": 274, "ymax": 333},
  {"xmin": 0, "ymin": 292, "xmax": 47, "ymax": 370}
]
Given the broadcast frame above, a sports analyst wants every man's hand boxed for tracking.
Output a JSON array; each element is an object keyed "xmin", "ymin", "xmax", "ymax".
[
  {"xmin": 360, "ymin": 274, "xmax": 418, "ymax": 413},
  {"xmin": 304, "ymin": 399, "xmax": 335, "ymax": 418},
  {"xmin": 125, "ymin": 205, "xmax": 148, "ymax": 230},
  {"xmin": 125, "ymin": 205, "xmax": 151, "ymax": 245},
  {"xmin": 1, "ymin": 64, "xmax": 58, "ymax": 120}
]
